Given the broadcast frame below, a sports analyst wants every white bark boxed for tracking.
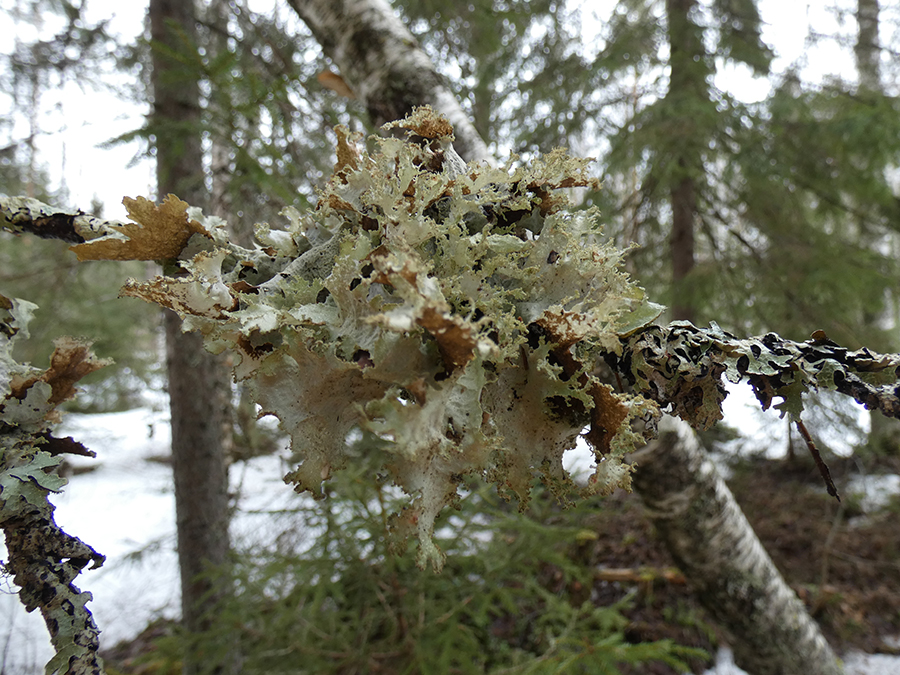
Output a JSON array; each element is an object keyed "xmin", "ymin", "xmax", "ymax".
[
  {"xmin": 285, "ymin": 0, "xmax": 494, "ymax": 164},
  {"xmin": 630, "ymin": 417, "xmax": 844, "ymax": 675}
]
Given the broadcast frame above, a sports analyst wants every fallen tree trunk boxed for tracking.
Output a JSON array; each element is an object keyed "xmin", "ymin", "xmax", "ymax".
[{"xmin": 630, "ymin": 416, "xmax": 844, "ymax": 675}]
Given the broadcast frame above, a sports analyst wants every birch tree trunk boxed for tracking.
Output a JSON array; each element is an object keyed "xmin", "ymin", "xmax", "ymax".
[
  {"xmin": 284, "ymin": 0, "xmax": 493, "ymax": 164},
  {"xmin": 630, "ymin": 417, "xmax": 844, "ymax": 675},
  {"xmin": 285, "ymin": 1, "xmax": 841, "ymax": 671},
  {"xmin": 149, "ymin": 2, "xmax": 235, "ymax": 672}
]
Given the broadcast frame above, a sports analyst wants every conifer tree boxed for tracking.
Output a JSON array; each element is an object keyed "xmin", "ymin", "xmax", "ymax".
[
  {"xmin": 851, "ymin": 0, "xmax": 900, "ymax": 454},
  {"xmin": 392, "ymin": 0, "xmax": 610, "ymax": 157},
  {"xmin": 148, "ymin": 2, "xmax": 235, "ymax": 672},
  {"xmin": 593, "ymin": 0, "xmax": 900, "ymax": 348}
]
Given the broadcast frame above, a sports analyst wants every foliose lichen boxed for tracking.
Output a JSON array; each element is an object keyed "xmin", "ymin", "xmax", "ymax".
[{"xmin": 120, "ymin": 107, "xmax": 663, "ymax": 569}]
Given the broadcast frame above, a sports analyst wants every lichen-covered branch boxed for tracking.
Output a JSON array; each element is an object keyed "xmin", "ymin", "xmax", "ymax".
[
  {"xmin": 1, "ymin": 294, "xmax": 109, "ymax": 675},
  {"xmin": 1, "ymin": 197, "xmax": 105, "ymax": 244},
  {"xmin": 5, "ymin": 109, "xmax": 664, "ymax": 570},
  {"xmin": 616, "ymin": 321, "xmax": 900, "ymax": 427},
  {"xmin": 1, "ymin": 194, "xmax": 211, "ymax": 262}
]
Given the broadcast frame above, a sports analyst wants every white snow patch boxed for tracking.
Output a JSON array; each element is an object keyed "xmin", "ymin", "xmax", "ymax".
[
  {"xmin": 696, "ymin": 644, "xmax": 900, "ymax": 675},
  {"xmin": 845, "ymin": 474, "xmax": 900, "ymax": 513}
]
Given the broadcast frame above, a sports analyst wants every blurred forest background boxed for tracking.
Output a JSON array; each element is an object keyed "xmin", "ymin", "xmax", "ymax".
[{"xmin": 2, "ymin": 0, "xmax": 900, "ymax": 673}]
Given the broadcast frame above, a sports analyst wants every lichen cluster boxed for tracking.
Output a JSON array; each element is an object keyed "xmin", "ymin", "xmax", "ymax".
[{"xmin": 106, "ymin": 108, "xmax": 660, "ymax": 568}]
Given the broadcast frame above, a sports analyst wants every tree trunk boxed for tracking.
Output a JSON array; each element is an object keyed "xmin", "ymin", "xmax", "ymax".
[
  {"xmin": 149, "ymin": 1, "xmax": 234, "ymax": 672},
  {"xmin": 286, "ymin": 2, "xmax": 842, "ymax": 670},
  {"xmin": 855, "ymin": 0, "xmax": 881, "ymax": 91},
  {"xmin": 630, "ymin": 417, "xmax": 844, "ymax": 675},
  {"xmin": 853, "ymin": 0, "xmax": 900, "ymax": 454},
  {"xmin": 670, "ymin": 170, "xmax": 696, "ymax": 321},
  {"xmin": 665, "ymin": 0, "xmax": 705, "ymax": 323},
  {"xmin": 284, "ymin": 0, "xmax": 493, "ymax": 164}
]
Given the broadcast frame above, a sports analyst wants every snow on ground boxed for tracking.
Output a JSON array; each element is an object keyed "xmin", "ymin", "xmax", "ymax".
[
  {"xmin": 1, "ymin": 401, "xmax": 899, "ymax": 674},
  {"xmin": 700, "ymin": 645, "xmax": 900, "ymax": 675},
  {"xmin": 0, "ymin": 403, "xmax": 305, "ymax": 674}
]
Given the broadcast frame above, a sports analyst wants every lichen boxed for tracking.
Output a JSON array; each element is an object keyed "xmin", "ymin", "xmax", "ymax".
[
  {"xmin": 120, "ymin": 107, "xmax": 663, "ymax": 569},
  {"xmin": 1, "ymin": 293, "xmax": 108, "ymax": 674}
]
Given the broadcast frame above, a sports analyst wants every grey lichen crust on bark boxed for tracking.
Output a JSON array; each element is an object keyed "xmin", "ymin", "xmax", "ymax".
[
  {"xmin": 286, "ymin": 0, "xmax": 493, "ymax": 164},
  {"xmin": 630, "ymin": 417, "xmax": 844, "ymax": 675}
]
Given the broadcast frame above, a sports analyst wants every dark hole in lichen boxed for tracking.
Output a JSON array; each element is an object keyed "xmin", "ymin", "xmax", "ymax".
[
  {"xmin": 353, "ymin": 350, "xmax": 374, "ymax": 369},
  {"xmin": 526, "ymin": 322, "xmax": 549, "ymax": 349}
]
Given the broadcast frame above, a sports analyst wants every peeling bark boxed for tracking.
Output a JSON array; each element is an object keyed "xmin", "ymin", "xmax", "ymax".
[
  {"xmin": 284, "ymin": 0, "xmax": 493, "ymax": 164},
  {"xmin": 630, "ymin": 417, "xmax": 844, "ymax": 675}
]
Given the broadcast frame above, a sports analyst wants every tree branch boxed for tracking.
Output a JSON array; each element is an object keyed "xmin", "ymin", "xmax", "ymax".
[
  {"xmin": 631, "ymin": 417, "xmax": 844, "ymax": 675},
  {"xmin": 1, "ymin": 196, "xmax": 118, "ymax": 244},
  {"xmin": 1, "ymin": 298, "xmax": 108, "ymax": 675},
  {"xmin": 616, "ymin": 321, "xmax": 900, "ymax": 428}
]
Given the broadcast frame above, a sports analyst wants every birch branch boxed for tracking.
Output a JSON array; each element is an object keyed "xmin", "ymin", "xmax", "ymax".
[{"xmin": 631, "ymin": 417, "xmax": 844, "ymax": 675}]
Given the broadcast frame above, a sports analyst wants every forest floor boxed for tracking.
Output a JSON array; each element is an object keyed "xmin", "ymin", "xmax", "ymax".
[
  {"xmin": 96, "ymin": 449, "xmax": 900, "ymax": 675},
  {"xmin": 584, "ymin": 452, "xmax": 900, "ymax": 675},
  {"xmin": 7, "ymin": 404, "xmax": 897, "ymax": 674}
]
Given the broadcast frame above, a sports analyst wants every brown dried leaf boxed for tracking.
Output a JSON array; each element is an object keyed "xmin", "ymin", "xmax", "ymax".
[
  {"xmin": 69, "ymin": 195, "xmax": 209, "ymax": 261},
  {"xmin": 318, "ymin": 69, "xmax": 356, "ymax": 98}
]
